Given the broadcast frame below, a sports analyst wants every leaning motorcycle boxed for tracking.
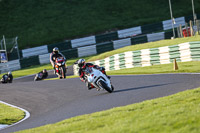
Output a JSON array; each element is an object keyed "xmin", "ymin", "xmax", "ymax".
[
  {"xmin": 55, "ymin": 57, "xmax": 67, "ymax": 79},
  {"xmin": 0, "ymin": 75, "xmax": 8, "ymax": 83},
  {"xmin": 34, "ymin": 72, "xmax": 43, "ymax": 81},
  {"xmin": 84, "ymin": 67, "xmax": 114, "ymax": 93}
]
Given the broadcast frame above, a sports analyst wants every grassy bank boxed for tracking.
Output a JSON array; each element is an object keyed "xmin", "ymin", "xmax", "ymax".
[
  {"xmin": 0, "ymin": 0, "xmax": 199, "ymax": 49},
  {"xmin": 0, "ymin": 103, "xmax": 25, "ymax": 125},
  {"xmin": 18, "ymin": 87, "xmax": 200, "ymax": 133},
  {"xmin": 107, "ymin": 61, "xmax": 200, "ymax": 75}
]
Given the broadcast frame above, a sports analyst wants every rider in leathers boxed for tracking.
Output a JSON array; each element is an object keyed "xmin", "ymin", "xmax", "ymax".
[
  {"xmin": 50, "ymin": 47, "xmax": 66, "ymax": 74},
  {"xmin": 1, "ymin": 71, "xmax": 13, "ymax": 84},
  {"xmin": 77, "ymin": 59, "xmax": 110, "ymax": 90}
]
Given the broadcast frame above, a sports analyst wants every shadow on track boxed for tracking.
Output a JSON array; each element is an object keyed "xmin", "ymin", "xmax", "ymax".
[{"xmin": 113, "ymin": 83, "xmax": 177, "ymax": 93}]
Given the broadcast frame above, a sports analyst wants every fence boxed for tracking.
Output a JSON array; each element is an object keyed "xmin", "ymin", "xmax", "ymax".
[{"xmin": 177, "ymin": 19, "xmax": 200, "ymax": 38}]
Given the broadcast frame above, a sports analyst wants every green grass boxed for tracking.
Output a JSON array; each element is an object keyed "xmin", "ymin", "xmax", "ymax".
[
  {"xmin": 107, "ymin": 61, "xmax": 200, "ymax": 75},
  {"xmin": 0, "ymin": 103, "xmax": 25, "ymax": 125},
  {"xmin": 0, "ymin": 58, "xmax": 80, "ymax": 78},
  {"xmin": 17, "ymin": 87, "xmax": 200, "ymax": 133},
  {"xmin": 0, "ymin": 0, "xmax": 199, "ymax": 49}
]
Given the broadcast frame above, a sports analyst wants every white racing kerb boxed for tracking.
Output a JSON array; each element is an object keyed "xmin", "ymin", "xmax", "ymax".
[{"xmin": 0, "ymin": 101, "xmax": 30, "ymax": 131}]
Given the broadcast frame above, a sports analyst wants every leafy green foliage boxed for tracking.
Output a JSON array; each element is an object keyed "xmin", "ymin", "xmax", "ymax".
[{"xmin": 0, "ymin": 0, "xmax": 199, "ymax": 49}]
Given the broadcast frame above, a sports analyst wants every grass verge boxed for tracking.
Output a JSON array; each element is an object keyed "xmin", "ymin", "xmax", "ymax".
[
  {"xmin": 107, "ymin": 61, "xmax": 200, "ymax": 75},
  {"xmin": 0, "ymin": 103, "xmax": 25, "ymax": 125},
  {"xmin": 17, "ymin": 87, "xmax": 200, "ymax": 133},
  {"xmin": 0, "ymin": 58, "xmax": 79, "ymax": 78}
]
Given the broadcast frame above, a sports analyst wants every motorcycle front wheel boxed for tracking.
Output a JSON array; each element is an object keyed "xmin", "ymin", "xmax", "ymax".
[
  {"xmin": 60, "ymin": 66, "xmax": 66, "ymax": 79},
  {"xmin": 99, "ymin": 80, "xmax": 113, "ymax": 93}
]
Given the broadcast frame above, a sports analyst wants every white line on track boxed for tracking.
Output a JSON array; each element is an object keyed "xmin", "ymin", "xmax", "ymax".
[{"xmin": 0, "ymin": 101, "xmax": 30, "ymax": 131}]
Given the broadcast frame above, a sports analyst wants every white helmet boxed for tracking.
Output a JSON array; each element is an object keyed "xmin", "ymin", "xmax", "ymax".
[
  {"xmin": 8, "ymin": 71, "xmax": 12, "ymax": 75},
  {"xmin": 53, "ymin": 47, "xmax": 59, "ymax": 53},
  {"xmin": 77, "ymin": 59, "xmax": 85, "ymax": 68}
]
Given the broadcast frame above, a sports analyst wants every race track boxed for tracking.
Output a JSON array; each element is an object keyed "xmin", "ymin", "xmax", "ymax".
[{"xmin": 0, "ymin": 73, "xmax": 200, "ymax": 132}]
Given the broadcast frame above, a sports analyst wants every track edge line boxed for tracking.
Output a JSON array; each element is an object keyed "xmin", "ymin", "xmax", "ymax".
[{"xmin": 0, "ymin": 101, "xmax": 30, "ymax": 131}]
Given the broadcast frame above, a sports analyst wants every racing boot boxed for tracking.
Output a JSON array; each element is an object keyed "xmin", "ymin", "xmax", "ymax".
[{"xmin": 86, "ymin": 81, "xmax": 94, "ymax": 90}]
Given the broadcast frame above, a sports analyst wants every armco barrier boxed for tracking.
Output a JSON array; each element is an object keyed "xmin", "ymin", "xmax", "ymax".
[
  {"xmin": 113, "ymin": 38, "xmax": 131, "ymax": 50},
  {"xmin": 20, "ymin": 56, "xmax": 40, "ymax": 69},
  {"xmin": 96, "ymin": 41, "xmax": 114, "ymax": 54},
  {"xmin": 147, "ymin": 32, "xmax": 165, "ymax": 42},
  {"xmin": 141, "ymin": 22, "xmax": 163, "ymax": 34},
  {"xmin": 0, "ymin": 60, "xmax": 21, "ymax": 74},
  {"xmin": 62, "ymin": 48, "xmax": 78, "ymax": 59},
  {"xmin": 0, "ymin": 29, "xmax": 179, "ymax": 71},
  {"xmin": 117, "ymin": 26, "xmax": 142, "ymax": 38},
  {"xmin": 71, "ymin": 36, "xmax": 96, "ymax": 48},
  {"xmin": 73, "ymin": 41, "xmax": 200, "ymax": 75},
  {"xmin": 95, "ymin": 31, "xmax": 118, "ymax": 43},
  {"xmin": 22, "ymin": 45, "xmax": 48, "ymax": 58},
  {"xmin": 39, "ymin": 53, "xmax": 50, "ymax": 64},
  {"xmin": 77, "ymin": 45, "xmax": 97, "ymax": 57},
  {"xmin": 131, "ymin": 35, "xmax": 148, "ymax": 45},
  {"xmin": 162, "ymin": 17, "xmax": 185, "ymax": 30},
  {"xmin": 47, "ymin": 41, "xmax": 72, "ymax": 53},
  {"xmin": 19, "ymin": 14, "xmax": 199, "ymax": 60}
]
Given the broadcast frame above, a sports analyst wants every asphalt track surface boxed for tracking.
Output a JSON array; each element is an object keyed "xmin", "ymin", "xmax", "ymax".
[
  {"xmin": 14, "ymin": 65, "xmax": 74, "ymax": 83},
  {"xmin": 1, "ymin": 73, "xmax": 200, "ymax": 132}
]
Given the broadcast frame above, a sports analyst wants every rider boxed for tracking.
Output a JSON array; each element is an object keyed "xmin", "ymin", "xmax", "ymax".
[
  {"xmin": 1, "ymin": 71, "xmax": 13, "ymax": 84},
  {"xmin": 41, "ymin": 69, "xmax": 48, "ymax": 79},
  {"xmin": 77, "ymin": 59, "xmax": 110, "ymax": 90},
  {"xmin": 50, "ymin": 47, "xmax": 66, "ymax": 74},
  {"xmin": 39, "ymin": 69, "xmax": 48, "ymax": 79}
]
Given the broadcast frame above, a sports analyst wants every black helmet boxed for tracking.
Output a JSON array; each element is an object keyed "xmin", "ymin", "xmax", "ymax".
[
  {"xmin": 77, "ymin": 59, "xmax": 85, "ymax": 68},
  {"xmin": 43, "ymin": 69, "xmax": 47, "ymax": 73},
  {"xmin": 53, "ymin": 47, "xmax": 59, "ymax": 53}
]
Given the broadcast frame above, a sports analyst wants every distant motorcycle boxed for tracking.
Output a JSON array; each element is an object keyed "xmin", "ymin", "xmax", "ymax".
[
  {"xmin": 1, "ymin": 75, "xmax": 9, "ymax": 83},
  {"xmin": 84, "ymin": 67, "xmax": 114, "ymax": 93},
  {"xmin": 34, "ymin": 72, "xmax": 43, "ymax": 81},
  {"xmin": 55, "ymin": 57, "xmax": 67, "ymax": 79}
]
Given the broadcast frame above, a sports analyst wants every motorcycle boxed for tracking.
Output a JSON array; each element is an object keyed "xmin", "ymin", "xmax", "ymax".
[
  {"xmin": 34, "ymin": 72, "xmax": 43, "ymax": 81},
  {"xmin": 84, "ymin": 67, "xmax": 114, "ymax": 93},
  {"xmin": 55, "ymin": 57, "xmax": 67, "ymax": 79},
  {"xmin": 0, "ymin": 75, "xmax": 11, "ymax": 84}
]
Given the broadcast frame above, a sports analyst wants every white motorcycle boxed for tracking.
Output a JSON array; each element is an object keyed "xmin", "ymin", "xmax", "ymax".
[{"xmin": 84, "ymin": 67, "xmax": 114, "ymax": 93}]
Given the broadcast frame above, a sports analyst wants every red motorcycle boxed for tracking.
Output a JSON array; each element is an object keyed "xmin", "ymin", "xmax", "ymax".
[{"xmin": 55, "ymin": 57, "xmax": 67, "ymax": 79}]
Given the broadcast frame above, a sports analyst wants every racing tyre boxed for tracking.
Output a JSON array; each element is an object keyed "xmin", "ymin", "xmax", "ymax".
[
  {"xmin": 60, "ymin": 66, "xmax": 66, "ymax": 79},
  {"xmin": 99, "ymin": 80, "xmax": 113, "ymax": 93},
  {"xmin": 111, "ymin": 85, "xmax": 114, "ymax": 91}
]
